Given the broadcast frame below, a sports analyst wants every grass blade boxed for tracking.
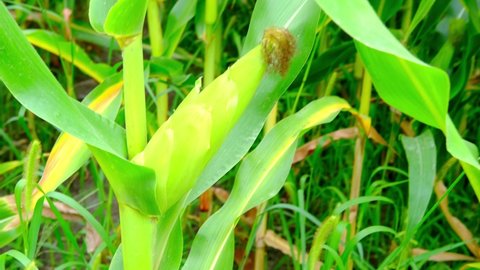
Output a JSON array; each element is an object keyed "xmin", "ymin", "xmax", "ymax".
[
  {"xmin": 162, "ymin": 0, "xmax": 199, "ymax": 57},
  {"xmin": 401, "ymin": 130, "xmax": 436, "ymax": 235}
]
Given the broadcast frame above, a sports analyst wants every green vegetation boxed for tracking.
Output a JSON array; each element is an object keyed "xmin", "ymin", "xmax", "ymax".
[{"xmin": 0, "ymin": 0, "xmax": 479, "ymax": 269}]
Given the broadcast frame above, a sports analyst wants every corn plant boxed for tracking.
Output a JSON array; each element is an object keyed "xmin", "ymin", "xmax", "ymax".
[{"xmin": 0, "ymin": 0, "xmax": 479, "ymax": 269}]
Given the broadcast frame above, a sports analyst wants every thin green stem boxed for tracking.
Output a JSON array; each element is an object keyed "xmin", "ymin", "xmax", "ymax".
[
  {"xmin": 147, "ymin": 0, "xmax": 163, "ymax": 57},
  {"xmin": 204, "ymin": 0, "xmax": 218, "ymax": 86},
  {"xmin": 359, "ymin": 72, "xmax": 372, "ymax": 116},
  {"xmin": 402, "ymin": 0, "xmax": 413, "ymax": 39},
  {"xmin": 147, "ymin": 0, "xmax": 169, "ymax": 125},
  {"xmin": 122, "ymin": 36, "xmax": 147, "ymax": 159},
  {"xmin": 199, "ymin": 0, "xmax": 220, "ymax": 217}
]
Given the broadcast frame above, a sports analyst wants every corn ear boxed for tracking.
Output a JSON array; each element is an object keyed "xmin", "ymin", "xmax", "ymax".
[
  {"xmin": 139, "ymin": 104, "xmax": 212, "ymax": 213},
  {"xmin": 140, "ymin": 28, "xmax": 296, "ymax": 213}
]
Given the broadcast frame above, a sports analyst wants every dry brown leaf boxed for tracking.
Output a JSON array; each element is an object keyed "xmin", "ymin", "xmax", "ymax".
[
  {"xmin": 212, "ymin": 187, "xmax": 229, "ymax": 203},
  {"xmin": 293, "ymin": 125, "xmax": 388, "ymax": 164},
  {"xmin": 85, "ymin": 223, "xmax": 102, "ymax": 253},
  {"xmin": 435, "ymin": 180, "xmax": 480, "ymax": 257},
  {"xmin": 293, "ymin": 127, "xmax": 358, "ymax": 164},
  {"xmin": 412, "ymin": 248, "xmax": 476, "ymax": 262}
]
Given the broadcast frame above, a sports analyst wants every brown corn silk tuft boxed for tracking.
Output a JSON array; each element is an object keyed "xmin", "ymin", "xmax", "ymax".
[{"xmin": 261, "ymin": 27, "xmax": 296, "ymax": 76}]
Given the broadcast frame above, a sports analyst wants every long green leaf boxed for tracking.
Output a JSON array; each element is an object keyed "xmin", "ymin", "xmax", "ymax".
[
  {"xmin": 162, "ymin": 0, "xmax": 199, "ymax": 57},
  {"xmin": 401, "ymin": 130, "xmax": 436, "ymax": 235},
  {"xmin": 183, "ymin": 97, "xmax": 349, "ymax": 270},
  {"xmin": 0, "ymin": 161, "xmax": 22, "ymax": 176},
  {"xmin": 404, "ymin": 0, "xmax": 437, "ymax": 41},
  {"xmin": 314, "ymin": 0, "xmax": 480, "ymax": 200},
  {"xmin": 187, "ymin": 0, "xmax": 321, "ymax": 204},
  {"xmin": 25, "ymin": 29, "xmax": 115, "ymax": 82},
  {"xmin": 0, "ymin": 2, "xmax": 126, "ymax": 157}
]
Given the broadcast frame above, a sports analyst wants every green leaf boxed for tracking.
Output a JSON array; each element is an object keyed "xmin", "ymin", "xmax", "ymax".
[
  {"xmin": 333, "ymin": 196, "xmax": 394, "ymax": 216},
  {"xmin": 0, "ymin": 161, "xmax": 22, "ymax": 176},
  {"xmin": 25, "ymin": 29, "xmax": 115, "ymax": 82},
  {"xmin": 341, "ymin": 226, "xmax": 397, "ymax": 261},
  {"xmin": 0, "ymin": 250, "xmax": 38, "ymax": 270},
  {"xmin": 212, "ymin": 232, "xmax": 234, "ymax": 270},
  {"xmin": 183, "ymin": 97, "xmax": 349, "ymax": 270},
  {"xmin": 404, "ymin": 0, "xmax": 437, "ymax": 41},
  {"xmin": 461, "ymin": 0, "xmax": 480, "ymax": 32},
  {"xmin": 109, "ymin": 246, "xmax": 124, "ymax": 270},
  {"xmin": 314, "ymin": 0, "xmax": 480, "ymax": 200},
  {"xmin": 89, "ymin": 0, "xmax": 117, "ymax": 33},
  {"xmin": 89, "ymin": 147, "xmax": 160, "ymax": 216},
  {"xmin": 0, "ymin": 2, "xmax": 126, "ymax": 157},
  {"xmin": 152, "ymin": 198, "xmax": 186, "ymax": 270},
  {"xmin": 401, "ymin": 130, "xmax": 436, "ymax": 235},
  {"xmin": 187, "ymin": 0, "xmax": 321, "ymax": 204},
  {"xmin": 154, "ymin": 219, "xmax": 183, "ymax": 270},
  {"xmin": 163, "ymin": 0, "xmax": 199, "ymax": 57},
  {"xmin": 104, "ymin": 0, "xmax": 149, "ymax": 38},
  {"xmin": 89, "ymin": 0, "xmax": 148, "ymax": 38}
]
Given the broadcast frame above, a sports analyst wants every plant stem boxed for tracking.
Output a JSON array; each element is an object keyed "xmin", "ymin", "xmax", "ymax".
[
  {"xmin": 147, "ymin": 0, "xmax": 163, "ymax": 57},
  {"xmin": 199, "ymin": 0, "xmax": 220, "ymax": 216},
  {"xmin": 346, "ymin": 56, "xmax": 371, "ymax": 270},
  {"xmin": 147, "ymin": 0, "xmax": 168, "ymax": 126},
  {"xmin": 204, "ymin": 0, "xmax": 217, "ymax": 86},
  {"xmin": 122, "ymin": 36, "xmax": 147, "ymax": 159},
  {"xmin": 401, "ymin": 0, "xmax": 413, "ymax": 43},
  {"xmin": 119, "ymin": 204, "xmax": 155, "ymax": 270}
]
